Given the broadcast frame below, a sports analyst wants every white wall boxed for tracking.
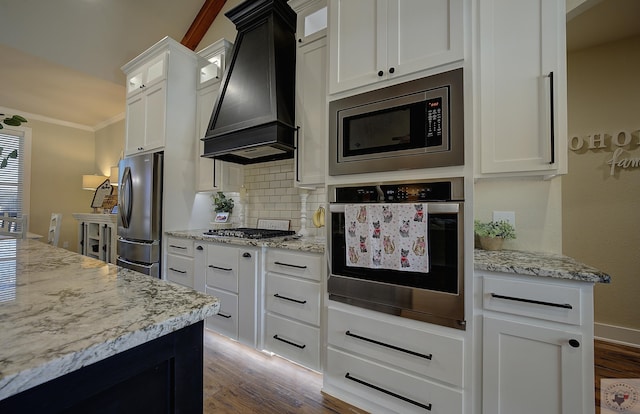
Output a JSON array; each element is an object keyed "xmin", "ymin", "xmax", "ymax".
[{"xmin": 563, "ymin": 35, "xmax": 640, "ymax": 340}]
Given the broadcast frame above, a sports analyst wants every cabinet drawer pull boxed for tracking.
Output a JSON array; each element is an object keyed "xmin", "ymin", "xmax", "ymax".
[
  {"xmin": 168, "ymin": 267, "xmax": 186, "ymax": 274},
  {"xmin": 242, "ymin": 252, "xmax": 252, "ymax": 258},
  {"xmin": 273, "ymin": 334, "xmax": 306, "ymax": 349},
  {"xmin": 274, "ymin": 261, "xmax": 307, "ymax": 269},
  {"xmin": 274, "ymin": 293, "xmax": 307, "ymax": 304},
  {"xmin": 169, "ymin": 244, "xmax": 187, "ymax": 249},
  {"xmin": 547, "ymin": 71, "xmax": 555, "ymax": 164},
  {"xmin": 490, "ymin": 293, "xmax": 573, "ymax": 309},
  {"xmin": 345, "ymin": 373, "xmax": 432, "ymax": 411},
  {"xmin": 216, "ymin": 312, "xmax": 232, "ymax": 319},
  {"xmin": 569, "ymin": 339, "xmax": 580, "ymax": 348},
  {"xmin": 196, "ymin": 245, "xmax": 204, "ymax": 251},
  {"xmin": 345, "ymin": 331, "xmax": 432, "ymax": 360},
  {"xmin": 209, "ymin": 265, "xmax": 233, "ymax": 272}
]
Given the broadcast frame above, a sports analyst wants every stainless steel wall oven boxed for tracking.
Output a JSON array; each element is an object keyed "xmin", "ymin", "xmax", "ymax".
[{"xmin": 328, "ymin": 177, "xmax": 465, "ymax": 330}]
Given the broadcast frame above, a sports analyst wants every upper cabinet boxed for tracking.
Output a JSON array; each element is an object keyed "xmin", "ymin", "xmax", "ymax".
[
  {"xmin": 328, "ymin": 0, "xmax": 464, "ymax": 95},
  {"xmin": 122, "ymin": 37, "xmax": 198, "ymax": 157},
  {"xmin": 290, "ymin": 0, "xmax": 327, "ymax": 188},
  {"xmin": 477, "ymin": 0, "xmax": 568, "ymax": 177},
  {"xmin": 195, "ymin": 39, "xmax": 244, "ymax": 193}
]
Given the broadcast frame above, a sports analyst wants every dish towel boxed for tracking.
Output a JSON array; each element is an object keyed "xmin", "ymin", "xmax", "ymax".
[{"xmin": 344, "ymin": 203, "xmax": 429, "ymax": 272}]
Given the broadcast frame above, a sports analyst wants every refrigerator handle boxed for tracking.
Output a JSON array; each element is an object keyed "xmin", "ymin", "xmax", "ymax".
[{"xmin": 119, "ymin": 166, "xmax": 133, "ymax": 228}]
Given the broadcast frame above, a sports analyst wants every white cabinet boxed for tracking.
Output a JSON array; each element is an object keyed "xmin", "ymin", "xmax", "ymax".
[
  {"xmin": 125, "ymin": 81, "xmax": 166, "ymax": 154},
  {"xmin": 263, "ymin": 249, "xmax": 322, "ymax": 370},
  {"xmin": 165, "ymin": 236, "xmax": 194, "ymax": 288},
  {"xmin": 323, "ymin": 302, "xmax": 465, "ymax": 413},
  {"xmin": 477, "ymin": 0, "xmax": 568, "ymax": 176},
  {"xmin": 480, "ymin": 273, "xmax": 594, "ymax": 414},
  {"xmin": 125, "ymin": 52, "xmax": 167, "ymax": 96},
  {"xmin": 122, "ymin": 37, "xmax": 198, "ymax": 157},
  {"xmin": 290, "ymin": 0, "xmax": 327, "ymax": 188},
  {"xmin": 200, "ymin": 243, "xmax": 260, "ymax": 347},
  {"xmin": 328, "ymin": 0, "xmax": 464, "ymax": 95},
  {"xmin": 72, "ymin": 213, "xmax": 117, "ymax": 264},
  {"xmin": 195, "ymin": 39, "xmax": 244, "ymax": 193}
]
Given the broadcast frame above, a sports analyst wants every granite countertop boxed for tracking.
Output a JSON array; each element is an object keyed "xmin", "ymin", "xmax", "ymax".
[
  {"xmin": 474, "ymin": 248, "xmax": 611, "ymax": 283},
  {"xmin": 166, "ymin": 229, "xmax": 326, "ymax": 253},
  {"xmin": 0, "ymin": 239, "xmax": 220, "ymax": 400}
]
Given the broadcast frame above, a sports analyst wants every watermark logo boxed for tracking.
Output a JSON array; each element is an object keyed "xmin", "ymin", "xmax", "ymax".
[{"xmin": 602, "ymin": 379, "xmax": 640, "ymax": 413}]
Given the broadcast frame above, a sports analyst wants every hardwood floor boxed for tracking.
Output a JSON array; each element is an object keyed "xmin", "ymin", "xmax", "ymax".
[
  {"xmin": 595, "ymin": 339, "xmax": 640, "ymax": 414},
  {"xmin": 204, "ymin": 330, "xmax": 640, "ymax": 413},
  {"xmin": 203, "ymin": 330, "xmax": 368, "ymax": 413}
]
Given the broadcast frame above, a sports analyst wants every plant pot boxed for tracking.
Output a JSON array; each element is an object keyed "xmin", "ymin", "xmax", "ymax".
[{"xmin": 479, "ymin": 236, "xmax": 504, "ymax": 251}]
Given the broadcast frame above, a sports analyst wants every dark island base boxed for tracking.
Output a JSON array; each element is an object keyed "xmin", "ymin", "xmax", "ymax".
[{"xmin": 1, "ymin": 321, "xmax": 204, "ymax": 414}]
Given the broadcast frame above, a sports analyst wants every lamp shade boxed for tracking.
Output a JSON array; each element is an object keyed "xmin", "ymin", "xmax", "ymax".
[
  {"xmin": 110, "ymin": 166, "xmax": 119, "ymax": 186},
  {"xmin": 82, "ymin": 174, "xmax": 107, "ymax": 190}
]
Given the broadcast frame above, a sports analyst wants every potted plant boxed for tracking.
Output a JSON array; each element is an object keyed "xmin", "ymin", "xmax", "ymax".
[
  {"xmin": 212, "ymin": 191, "xmax": 234, "ymax": 222},
  {"xmin": 474, "ymin": 219, "xmax": 516, "ymax": 251},
  {"xmin": 0, "ymin": 114, "xmax": 28, "ymax": 169}
]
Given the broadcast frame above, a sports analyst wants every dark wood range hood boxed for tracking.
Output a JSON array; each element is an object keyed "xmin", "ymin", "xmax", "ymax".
[{"xmin": 201, "ymin": 0, "xmax": 297, "ymax": 165}]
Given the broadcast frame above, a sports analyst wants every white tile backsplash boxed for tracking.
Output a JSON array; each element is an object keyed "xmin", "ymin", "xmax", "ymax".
[{"xmin": 238, "ymin": 159, "xmax": 326, "ymax": 236}]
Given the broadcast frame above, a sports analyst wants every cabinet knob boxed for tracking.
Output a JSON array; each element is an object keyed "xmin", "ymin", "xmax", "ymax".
[
  {"xmin": 196, "ymin": 245, "xmax": 203, "ymax": 251},
  {"xmin": 569, "ymin": 339, "xmax": 580, "ymax": 348},
  {"xmin": 242, "ymin": 252, "xmax": 252, "ymax": 258},
  {"xmin": 298, "ymin": 38, "xmax": 302, "ymax": 43},
  {"xmin": 377, "ymin": 70, "xmax": 384, "ymax": 77},
  {"xmin": 389, "ymin": 67, "xmax": 395, "ymax": 74}
]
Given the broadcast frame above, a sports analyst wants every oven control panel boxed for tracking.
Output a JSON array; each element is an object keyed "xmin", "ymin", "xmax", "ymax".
[{"xmin": 335, "ymin": 181, "xmax": 454, "ymax": 203}]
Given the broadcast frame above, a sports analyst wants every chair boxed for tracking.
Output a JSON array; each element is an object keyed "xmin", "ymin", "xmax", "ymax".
[
  {"xmin": 47, "ymin": 213, "xmax": 63, "ymax": 246},
  {"xmin": 0, "ymin": 213, "xmax": 28, "ymax": 239}
]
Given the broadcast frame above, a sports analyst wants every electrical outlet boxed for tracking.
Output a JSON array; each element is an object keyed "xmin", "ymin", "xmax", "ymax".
[
  {"xmin": 63, "ymin": 241, "xmax": 69, "ymax": 249},
  {"xmin": 493, "ymin": 211, "xmax": 515, "ymax": 227}
]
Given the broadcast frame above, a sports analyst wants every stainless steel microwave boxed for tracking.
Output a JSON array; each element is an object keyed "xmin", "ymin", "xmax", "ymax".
[{"xmin": 329, "ymin": 68, "xmax": 464, "ymax": 175}]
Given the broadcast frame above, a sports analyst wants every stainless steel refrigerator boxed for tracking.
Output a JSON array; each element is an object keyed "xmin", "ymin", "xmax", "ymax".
[{"xmin": 117, "ymin": 152, "xmax": 163, "ymax": 277}]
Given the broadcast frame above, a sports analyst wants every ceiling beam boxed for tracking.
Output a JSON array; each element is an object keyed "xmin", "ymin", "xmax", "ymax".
[{"xmin": 181, "ymin": 0, "xmax": 227, "ymax": 50}]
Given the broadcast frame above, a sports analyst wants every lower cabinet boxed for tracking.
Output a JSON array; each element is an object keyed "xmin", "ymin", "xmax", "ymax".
[
  {"xmin": 73, "ymin": 213, "xmax": 117, "ymax": 264},
  {"xmin": 193, "ymin": 242, "xmax": 260, "ymax": 348},
  {"xmin": 263, "ymin": 249, "xmax": 322, "ymax": 371},
  {"xmin": 480, "ymin": 272, "xmax": 595, "ymax": 414},
  {"xmin": 165, "ymin": 237, "xmax": 194, "ymax": 288},
  {"xmin": 324, "ymin": 302, "xmax": 465, "ymax": 414}
]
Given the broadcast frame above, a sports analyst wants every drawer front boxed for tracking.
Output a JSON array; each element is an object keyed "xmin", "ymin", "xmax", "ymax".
[
  {"xmin": 166, "ymin": 254, "xmax": 194, "ymax": 288},
  {"xmin": 166, "ymin": 237, "xmax": 194, "ymax": 257},
  {"xmin": 266, "ymin": 249, "xmax": 322, "ymax": 281},
  {"xmin": 264, "ymin": 313, "xmax": 320, "ymax": 371},
  {"xmin": 483, "ymin": 276, "xmax": 582, "ymax": 325},
  {"xmin": 266, "ymin": 273, "xmax": 321, "ymax": 326},
  {"xmin": 326, "ymin": 348, "xmax": 463, "ymax": 414},
  {"xmin": 205, "ymin": 287, "xmax": 238, "ymax": 340},
  {"xmin": 328, "ymin": 306, "xmax": 463, "ymax": 387},
  {"xmin": 206, "ymin": 244, "xmax": 239, "ymax": 293}
]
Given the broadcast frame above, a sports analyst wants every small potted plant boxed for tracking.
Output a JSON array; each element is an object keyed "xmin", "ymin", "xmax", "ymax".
[
  {"xmin": 474, "ymin": 220, "xmax": 516, "ymax": 251},
  {"xmin": 212, "ymin": 191, "xmax": 234, "ymax": 223}
]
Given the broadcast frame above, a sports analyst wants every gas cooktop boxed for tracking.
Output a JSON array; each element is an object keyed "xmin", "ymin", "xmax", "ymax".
[{"xmin": 203, "ymin": 228, "xmax": 297, "ymax": 239}]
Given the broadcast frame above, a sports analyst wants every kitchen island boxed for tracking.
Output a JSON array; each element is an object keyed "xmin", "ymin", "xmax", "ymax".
[{"xmin": 0, "ymin": 238, "xmax": 219, "ymax": 412}]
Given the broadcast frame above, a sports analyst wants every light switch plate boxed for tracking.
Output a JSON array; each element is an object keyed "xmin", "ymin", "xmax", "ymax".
[{"xmin": 493, "ymin": 211, "xmax": 516, "ymax": 227}]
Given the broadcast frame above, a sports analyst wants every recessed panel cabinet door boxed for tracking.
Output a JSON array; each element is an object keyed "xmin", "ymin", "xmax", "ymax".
[
  {"xmin": 478, "ymin": 0, "xmax": 567, "ymax": 175},
  {"xmin": 329, "ymin": 0, "xmax": 463, "ymax": 95},
  {"xmin": 483, "ymin": 316, "xmax": 584, "ymax": 414}
]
